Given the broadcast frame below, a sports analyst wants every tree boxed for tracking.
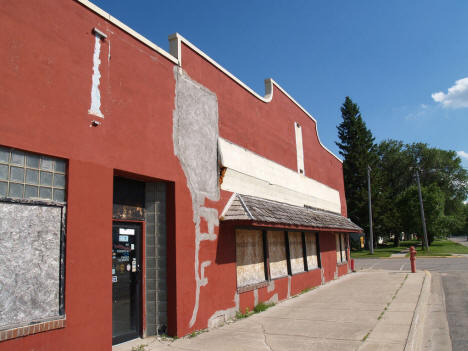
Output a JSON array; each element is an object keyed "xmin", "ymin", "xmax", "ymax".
[
  {"xmin": 372, "ymin": 140, "xmax": 413, "ymax": 246},
  {"xmin": 397, "ymin": 184, "xmax": 446, "ymax": 244},
  {"xmin": 373, "ymin": 141, "xmax": 468, "ymax": 245},
  {"xmin": 336, "ymin": 97, "xmax": 376, "ymax": 246}
]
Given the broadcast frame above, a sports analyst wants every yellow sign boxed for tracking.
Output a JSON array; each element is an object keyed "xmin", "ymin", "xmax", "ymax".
[{"xmin": 360, "ymin": 236, "xmax": 364, "ymax": 248}]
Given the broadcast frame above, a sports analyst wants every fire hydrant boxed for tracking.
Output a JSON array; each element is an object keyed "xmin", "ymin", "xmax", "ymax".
[{"xmin": 409, "ymin": 246, "xmax": 417, "ymax": 273}]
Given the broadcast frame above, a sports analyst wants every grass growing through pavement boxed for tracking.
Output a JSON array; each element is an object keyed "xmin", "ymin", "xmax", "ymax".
[
  {"xmin": 351, "ymin": 239, "xmax": 468, "ymax": 258},
  {"xmin": 236, "ymin": 302, "xmax": 276, "ymax": 319},
  {"xmin": 253, "ymin": 302, "xmax": 275, "ymax": 313}
]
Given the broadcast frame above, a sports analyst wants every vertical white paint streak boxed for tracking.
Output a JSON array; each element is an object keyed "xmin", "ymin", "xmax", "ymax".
[
  {"xmin": 108, "ymin": 39, "xmax": 111, "ymax": 63},
  {"xmin": 295, "ymin": 122, "xmax": 304, "ymax": 174},
  {"xmin": 189, "ymin": 208, "xmax": 217, "ymax": 328},
  {"xmin": 88, "ymin": 35, "xmax": 104, "ymax": 118},
  {"xmin": 267, "ymin": 280, "xmax": 275, "ymax": 293},
  {"xmin": 287, "ymin": 276, "xmax": 291, "ymax": 298},
  {"xmin": 253, "ymin": 289, "xmax": 259, "ymax": 306}
]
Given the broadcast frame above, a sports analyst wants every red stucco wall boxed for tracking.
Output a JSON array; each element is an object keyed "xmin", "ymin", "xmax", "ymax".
[
  {"xmin": 0, "ymin": 0, "xmax": 351, "ymax": 349},
  {"xmin": 179, "ymin": 44, "xmax": 348, "ymax": 217},
  {"xmin": 0, "ymin": 1, "xmax": 184, "ymax": 349}
]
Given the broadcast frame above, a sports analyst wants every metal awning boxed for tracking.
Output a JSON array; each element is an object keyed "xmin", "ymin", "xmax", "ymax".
[{"xmin": 221, "ymin": 193, "xmax": 362, "ymax": 232}]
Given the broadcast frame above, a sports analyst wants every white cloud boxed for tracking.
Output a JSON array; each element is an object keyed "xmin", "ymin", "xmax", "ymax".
[
  {"xmin": 432, "ymin": 77, "xmax": 468, "ymax": 108},
  {"xmin": 457, "ymin": 150, "xmax": 468, "ymax": 160}
]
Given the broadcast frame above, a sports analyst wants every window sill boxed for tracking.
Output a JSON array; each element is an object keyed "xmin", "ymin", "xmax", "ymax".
[
  {"xmin": 307, "ymin": 267, "xmax": 321, "ymax": 272},
  {"xmin": 237, "ymin": 281, "xmax": 268, "ymax": 294},
  {"xmin": 0, "ymin": 317, "xmax": 66, "ymax": 342},
  {"xmin": 271, "ymin": 275, "xmax": 289, "ymax": 281}
]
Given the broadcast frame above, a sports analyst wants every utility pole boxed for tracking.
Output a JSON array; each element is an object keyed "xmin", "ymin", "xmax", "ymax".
[
  {"xmin": 415, "ymin": 170, "xmax": 429, "ymax": 251},
  {"xmin": 367, "ymin": 165, "xmax": 374, "ymax": 254}
]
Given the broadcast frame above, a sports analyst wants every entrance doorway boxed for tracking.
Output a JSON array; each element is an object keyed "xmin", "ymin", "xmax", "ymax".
[{"xmin": 112, "ymin": 221, "xmax": 142, "ymax": 345}]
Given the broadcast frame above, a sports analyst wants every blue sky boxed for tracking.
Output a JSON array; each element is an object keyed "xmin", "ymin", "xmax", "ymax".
[{"xmin": 90, "ymin": 0, "xmax": 468, "ymax": 169}]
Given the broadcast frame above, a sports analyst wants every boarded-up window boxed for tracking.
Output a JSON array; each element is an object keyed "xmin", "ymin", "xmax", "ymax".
[
  {"xmin": 336, "ymin": 233, "xmax": 342, "ymax": 263},
  {"xmin": 267, "ymin": 231, "xmax": 288, "ymax": 279},
  {"xmin": 341, "ymin": 233, "xmax": 347, "ymax": 261},
  {"xmin": 0, "ymin": 147, "xmax": 67, "ymax": 330},
  {"xmin": 0, "ymin": 202, "xmax": 64, "ymax": 329},
  {"xmin": 288, "ymin": 231, "xmax": 305, "ymax": 274},
  {"xmin": 236, "ymin": 229, "xmax": 265, "ymax": 287},
  {"xmin": 305, "ymin": 233, "xmax": 318, "ymax": 269},
  {"xmin": 336, "ymin": 233, "xmax": 347, "ymax": 263}
]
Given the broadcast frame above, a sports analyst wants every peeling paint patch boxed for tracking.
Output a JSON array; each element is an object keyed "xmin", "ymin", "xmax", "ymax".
[
  {"xmin": 207, "ymin": 293, "xmax": 239, "ymax": 329},
  {"xmin": 287, "ymin": 276, "xmax": 291, "ymax": 298},
  {"xmin": 173, "ymin": 67, "xmax": 219, "ymax": 328},
  {"xmin": 267, "ymin": 280, "xmax": 275, "ymax": 293},
  {"xmin": 88, "ymin": 34, "xmax": 104, "ymax": 118},
  {"xmin": 267, "ymin": 293, "xmax": 278, "ymax": 304},
  {"xmin": 253, "ymin": 289, "xmax": 259, "ymax": 306}
]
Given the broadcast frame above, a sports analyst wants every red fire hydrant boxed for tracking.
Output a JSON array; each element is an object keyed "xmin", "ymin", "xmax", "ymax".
[
  {"xmin": 409, "ymin": 246, "xmax": 417, "ymax": 273},
  {"xmin": 351, "ymin": 258, "xmax": 355, "ymax": 272}
]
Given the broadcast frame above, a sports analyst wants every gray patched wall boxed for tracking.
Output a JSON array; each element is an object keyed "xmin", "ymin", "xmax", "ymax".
[
  {"xmin": 0, "ymin": 202, "xmax": 63, "ymax": 329},
  {"xmin": 173, "ymin": 67, "xmax": 219, "ymax": 205},
  {"xmin": 173, "ymin": 67, "xmax": 220, "ymax": 327}
]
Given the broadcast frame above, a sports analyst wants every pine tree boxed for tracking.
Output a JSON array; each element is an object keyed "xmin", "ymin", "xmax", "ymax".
[{"xmin": 336, "ymin": 97, "xmax": 376, "ymax": 245}]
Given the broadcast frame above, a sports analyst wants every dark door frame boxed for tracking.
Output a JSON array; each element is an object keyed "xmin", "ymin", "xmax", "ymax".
[{"xmin": 112, "ymin": 220, "xmax": 144, "ymax": 345}]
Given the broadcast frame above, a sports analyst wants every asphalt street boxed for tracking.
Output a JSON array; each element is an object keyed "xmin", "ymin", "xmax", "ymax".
[{"xmin": 355, "ymin": 257, "xmax": 468, "ymax": 351}]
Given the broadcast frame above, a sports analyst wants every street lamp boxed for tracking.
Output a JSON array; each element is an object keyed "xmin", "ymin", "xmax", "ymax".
[{"xmin": 414, "ymin": 169, "xmax": 429, "ymax": 251}]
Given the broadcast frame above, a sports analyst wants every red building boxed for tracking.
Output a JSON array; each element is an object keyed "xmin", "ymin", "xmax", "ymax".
[{"xmin": 0, "ymin": 0, "xmax": 361, "ymax": 349}]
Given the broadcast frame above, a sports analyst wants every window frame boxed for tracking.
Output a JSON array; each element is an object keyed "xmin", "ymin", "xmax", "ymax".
[
  {"xmin": 0, "ymin": 197, "xmax": 67, "ymax": 328},
  {"xmin": 0, "ymin": 146, "xmax": 68, "ymax": 333},
  {"xmin": 0, "ymin": 146, "xmax": 67, "ymax": 203}
]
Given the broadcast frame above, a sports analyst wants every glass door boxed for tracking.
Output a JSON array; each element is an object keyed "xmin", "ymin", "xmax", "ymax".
[{"xmin": 112, "ymin": 222, "xmax": 142, "ymax": 345}]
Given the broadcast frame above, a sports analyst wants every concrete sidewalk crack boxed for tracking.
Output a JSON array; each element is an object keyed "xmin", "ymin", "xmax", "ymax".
[
  {"xmin": 260, "ymin": 322, "xmax": 274, "ymax": 351},
  {"xmin": 357, "ymin": 273, "xmax": 409, "ymax": 350}
]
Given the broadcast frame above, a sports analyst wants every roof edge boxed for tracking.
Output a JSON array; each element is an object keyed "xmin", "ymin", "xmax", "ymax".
[
  {"xmin": 74, "ymin": 1, "xmax": 342, "ymax": 163},
  {"xmin": 74, "ymin": 0, "xmax": 179, "ymax": 64},
  {"xmin": 169, "ymin": 32, "xmax": 342, "ymax": 163},
  {"xmin": 221, "ymin": 219, "xmax": 363, "ymax": 233}
]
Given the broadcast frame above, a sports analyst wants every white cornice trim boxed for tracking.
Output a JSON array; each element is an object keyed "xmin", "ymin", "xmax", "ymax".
[
  {"xmin": 168, "ymin": 32, "xmax": 342, "ymax": 163},
  {"xmin": 75, "ymin": 0, "xmax": 178, "ymax": 64}
]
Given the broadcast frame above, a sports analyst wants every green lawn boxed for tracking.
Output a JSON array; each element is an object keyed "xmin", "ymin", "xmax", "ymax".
[
  {"xmin": 351, "ymin": 239, "xmax": 468, "ymax": 258},
  {"xmin": 415, "ymin": 239, "xmax": 468, "ymax": 256},
  {"xmin": 350, "ymin": 246, "xmax": 403, "ymax": 258}
]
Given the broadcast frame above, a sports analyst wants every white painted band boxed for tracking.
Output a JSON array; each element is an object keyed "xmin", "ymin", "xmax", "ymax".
[{"xmin": 219, "ymin": 138, "xmax": 341, "ymax": 213}]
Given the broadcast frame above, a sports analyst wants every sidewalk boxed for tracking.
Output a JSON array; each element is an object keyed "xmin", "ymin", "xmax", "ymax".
[
  {"xmin": 114, "ymin": 271, "xmax": 431, "ymax": 351},
  {"xmin": 448, "ymin": 236, "xmax": 468, "ymax": 247}
]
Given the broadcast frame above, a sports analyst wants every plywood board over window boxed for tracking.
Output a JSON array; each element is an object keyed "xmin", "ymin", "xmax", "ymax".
[
  {"xmin": 305, "ymin": 233, "xmax": 318, "ymax": 269},
  {"xmin": 267, "ymin": 230, "xmax": 288, "ymax": 279},
  {"xmin": 288, "ymin": 231, "xmax": 305, "ymax": 274},
  {"xmin": 336, "ymin": 233, "xmax": 347, "ymax": 263},
  {"xmin": 336, "ymin": 233, "xmax": 342, "ymax": 263},
  {"xmin": 340, "ymin": 233, "xmax": 347, "ymax": 262},
  {"xmin": 236, "ymin": 229, "xmax": 265, "ymax": 287}
]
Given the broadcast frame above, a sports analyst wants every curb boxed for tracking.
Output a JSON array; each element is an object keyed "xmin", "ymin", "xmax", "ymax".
[{"xmin": 404, "ymin": 270, "xmax": 431, "ymax": 351}]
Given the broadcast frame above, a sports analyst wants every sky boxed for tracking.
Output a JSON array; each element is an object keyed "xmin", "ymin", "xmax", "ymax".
[{"xmin": 90, "ymin": 0, "xmax": 468, "ymax": 169}]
